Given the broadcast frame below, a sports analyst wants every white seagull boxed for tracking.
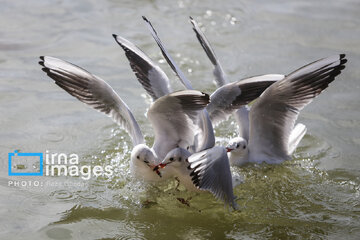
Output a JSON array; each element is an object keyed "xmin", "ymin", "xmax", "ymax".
[
  {"xmin": 188, "ymin": 18, "xmax": 347, "ymax": 166},
  {"xmin": 226, "ymin": 54, "xmax": 347, "ymax": 165},
  {"xmin": 39, "ymin": 56, "xmax": 210, "ymax": 182}
]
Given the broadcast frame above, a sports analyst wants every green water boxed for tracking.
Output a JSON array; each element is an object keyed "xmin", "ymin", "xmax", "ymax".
[{"xmin": 1, "ymin": 0, "xmax": 360, "ymax": 239}]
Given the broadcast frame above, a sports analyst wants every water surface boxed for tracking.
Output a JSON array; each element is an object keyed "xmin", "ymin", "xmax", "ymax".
[{"xmin": 1, "ymin": 0, "xmax": 360, "ymax": 239}]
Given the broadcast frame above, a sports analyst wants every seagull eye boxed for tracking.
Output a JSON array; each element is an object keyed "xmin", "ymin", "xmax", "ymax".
[
  {"xmin": 137, "ymin": 155, "xmax": 140, "ymax": 159},
  {"xmin": 243, "ymin": 146, "xmax": 246, "ymax": 149},
  {"xmin": 236, "ymin": 144, "xmax": 240, "ymax": 148},
  {"xmin": 169, "ymin": 157, "xmax": 174, "ymax": 161}
]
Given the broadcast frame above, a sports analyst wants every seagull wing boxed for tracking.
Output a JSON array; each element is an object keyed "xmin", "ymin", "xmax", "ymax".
[
  {"xmin": 39, "ymin": 56, "xmax": 144, "ymax": 146},
  {"xmin": 142, "ymin": 16, "xmax": 193, "ymax": 89},
  {"xmin": 113, "ymin": 34, "xmax": 171, "ymax": 101},
  {"xmin": 207, "ymin": 74, "xmax": 285, "ymax": 126},
  {"xmin": 189, "ymin": 16, "xmax": 227, "ymax": 87},
  {"xmin": 188, "ymin": 146, "xmax": 237, "ymax": 209},
  {"xmin": 248, "ymin": 54, "xmax": 347, "ymax": 162}
]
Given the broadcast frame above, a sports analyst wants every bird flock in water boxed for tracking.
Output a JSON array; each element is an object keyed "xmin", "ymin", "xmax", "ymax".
[{"xmin": 39, "ymin": 16, "xmax": 347, "ymax": 210}]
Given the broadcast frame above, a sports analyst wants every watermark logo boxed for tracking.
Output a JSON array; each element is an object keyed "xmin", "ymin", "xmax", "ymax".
[
  {"xmin": 8, "ymin": 150, "xmax": 43, "ymax": 176},
  {"xmin": 8, "ymin": 150, "xmax": 113, "ymax": 180}
]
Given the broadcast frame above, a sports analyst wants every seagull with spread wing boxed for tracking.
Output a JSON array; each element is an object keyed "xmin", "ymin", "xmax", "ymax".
[
  {"xmin": 188, "ymin": 18, "xmax": 347, "ymax": 165},
  {"xmin": 226, "ymin": 54, "xmax": 347, "ymax": 165},
  {"xmin": 39, "ymin": 56, "xmax": 210, "ymax": 182}
]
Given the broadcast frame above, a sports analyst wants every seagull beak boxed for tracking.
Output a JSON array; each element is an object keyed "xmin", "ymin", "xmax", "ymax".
[
  {"xmin": 226, "ymin": 147, "xmax": 233, "ymax": 152},
  {"xmin": 152, "ymin": 163, "xmax": 167, "ymax": 177}
]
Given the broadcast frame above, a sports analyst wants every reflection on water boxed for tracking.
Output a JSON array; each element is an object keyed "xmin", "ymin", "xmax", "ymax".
[{"xmin": 1, "ymin": 0, "xmax": 360, "ymax": 239}]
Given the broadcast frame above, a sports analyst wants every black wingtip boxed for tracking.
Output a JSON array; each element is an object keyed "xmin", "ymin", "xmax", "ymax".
[
  {"xmin": 112, "ymin": 34, "xmax": 118, "ymax": 39},
  {"xmin": 189, "ymin": 16, "xmax": 194, "ymax": 21},
  {"xmin": 39, "ymin": 56, "xmax": 45, "ymax": 67},
  {"xmin": 340, "ymin": 53, "xmax": 346, "ymax": 59},
  {"xmin": 340, "ymin": 58, "xmax": 347, "ymax": 65},
  {"xmin": 142, "ymin": 16, "xmax": 148, "ymax": 22},
  {"xmin": 201, "ymin": 92, "xmax": 210, "ymax": 101}
]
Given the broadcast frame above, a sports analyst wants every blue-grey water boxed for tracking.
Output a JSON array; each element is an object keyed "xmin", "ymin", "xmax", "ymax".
[{"xmin": 1, "ymin": 0, "xmax": 360, "ymax": 239}]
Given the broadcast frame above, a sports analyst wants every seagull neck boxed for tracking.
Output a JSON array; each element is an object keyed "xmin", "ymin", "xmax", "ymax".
[{"xmin": 228, "ymin": 150, "xmax": 248, "ymax": 166}]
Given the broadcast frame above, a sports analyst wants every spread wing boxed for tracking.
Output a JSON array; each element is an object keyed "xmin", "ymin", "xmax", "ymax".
[
  {"xmin": 189, "ymin": 16, "xmax": 227, "ymax": 88},
  {"xmin": 39, "ymin": 56, "xmax": 144, "ymax": 146},
  {"xmin": 148, "ymin": 90, "xmax": 210, "ymax": 159},
  {"xmin": 249, "ymin": 54, "xmax": 347, "ymax": 162},
  {"xmin": 188, "ymin": 146, "xmax": 237, "ymax": 209},
  {"xmin": 142, "ymin": 16, "xmax": 193, "ymax": 89},
  {"xmin": 207, "ymin": 74, "xmax": 285, "ymax": 126},
  {"xmin": 112, "ymin": 34, "xmax": 171, "ymax": 101}
]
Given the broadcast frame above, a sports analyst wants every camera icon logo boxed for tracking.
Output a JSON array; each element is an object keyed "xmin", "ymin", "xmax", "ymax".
[{"xmin": 8, "ymin": 150, "xmax": 43, "ymax": 176}]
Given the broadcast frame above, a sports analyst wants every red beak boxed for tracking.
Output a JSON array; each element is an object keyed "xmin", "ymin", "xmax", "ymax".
[
  {"xmin": 226, "ymin": 147, "xmax": 232, "ymax": 152},
  {"xmin": 153, "ymin": 163, "xmax": 167, "ymax": 172}
]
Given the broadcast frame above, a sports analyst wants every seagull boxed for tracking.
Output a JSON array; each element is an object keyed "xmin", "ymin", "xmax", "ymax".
[
  {"xmin": 189, "ymin": 17, "xmax": 285, "ymax": 138},
  {"xmin": 188, "ymin": 18, "xmax": 347, "ymax": 166},
  {"xmin": 39, "ymin": 56, "xmax": 210, "ymax": 182},
  {"xmin": 226, "ymin": 54, "xmax": 347, "ymax": 165}
]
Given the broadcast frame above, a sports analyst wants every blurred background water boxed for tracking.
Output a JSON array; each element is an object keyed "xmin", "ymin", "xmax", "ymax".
[{"xmin": 0, "ymin": 0, "xmax": 360, "ymax": 239}]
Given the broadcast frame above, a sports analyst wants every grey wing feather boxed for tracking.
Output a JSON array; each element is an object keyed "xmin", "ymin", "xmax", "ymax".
[
  {"xmin": 188, "ymin": 146, "xmax": 237, "ymax": 209},
  {"xmin": 148, "ymin": 90, "xmax": 210, "ymax": 159},
  {"xmin": 189, "ymin": 16, "xmax": 227, "ymax": 87},
  {"xmin": 39, "ymin": 56, "xmax": 144, "ymax": 146},
  {"xmin": 113, "ymin": 34, "xmax": 171, "ymax": 100},
  {"xmin": 249, "ymin": 54, "xmax": 347, "ymax": 162},
  {"xmin": 142, "ymin": 16, "xmax": 193, "ymax": 90},
  {"xmin": 207, "ymin": 74, "xmax": 284, "ymax": 126}
]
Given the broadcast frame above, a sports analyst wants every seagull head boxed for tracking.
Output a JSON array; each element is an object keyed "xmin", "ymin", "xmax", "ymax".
[
  {"xmin": 131, "ymin": 144, "xmax": 157, "ymax": 168},
  {"xmin": 226, "ymin": 137, "xmax": 248, "ymax": 154},
  {"xmin": 153, "ymin": 148, "xmax": 191, "ymax": 176}
]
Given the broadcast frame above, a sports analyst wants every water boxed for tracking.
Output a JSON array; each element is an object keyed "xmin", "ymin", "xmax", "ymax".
[{"xmin": 1, "ymin": 0, "xmax": 360, "ymax": 239}]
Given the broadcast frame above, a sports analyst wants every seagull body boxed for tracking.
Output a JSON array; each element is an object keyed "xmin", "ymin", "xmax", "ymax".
[
  {"xmin": 226, "ymin": 54, "xmax": 347, "ymax": 165},
  {"xmin": 39, "ymin": 56, "xmax": 210, "ymax": 182}
]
